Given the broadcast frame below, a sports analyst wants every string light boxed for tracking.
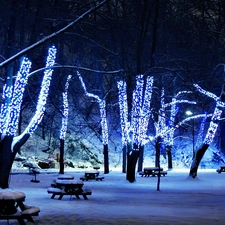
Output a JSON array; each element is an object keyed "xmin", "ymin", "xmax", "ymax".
[
  {"xmin": 77, "ymin": 71, "xmax": 108, "ymax": 145},
  {"xmin": 131, "ymin": 75, "xmax": 144, "ymax": 145},
  {"xmin": 0, "ymin": 58, "xmax": 31, "ymax": 135},
  {"xmin": 60, "ymin": 75, "xmax": 72, "ymax": 140},
  {"xmin": 117, "ymin": 80, "xmax": 129, "ymax": 145},
  {"xmin": 23, "ymin": 46, "xmax": 57, "ymax": 135}
]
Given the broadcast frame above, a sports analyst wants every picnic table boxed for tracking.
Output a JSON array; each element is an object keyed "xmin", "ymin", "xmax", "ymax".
[
  {"xmin": 139, "ymin": 167, "xmax": 167, "ymax": 177},
  {"xmin": 80, "ymin": 170, "xmax": 104, "ymax": 181},
  {"xmin": 47, "ymin": 179, "xmax": 92, "ymax": 200},
  {"xmin": 0, "ymin": 191, "xmax": 40, "ymax": 225},
  {"xmin": 216, "ymin": 165, "xmax": 225, "ymax": 173}
]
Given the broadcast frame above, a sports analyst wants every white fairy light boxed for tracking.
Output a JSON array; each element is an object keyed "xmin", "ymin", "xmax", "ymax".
[
  {"xmin": 117, "ymin": 80, "xmax": 129, "ymax": 145},
  {"xmin": 139, "ymin": 76, "xmax": 153, "ymax": 145},
  {"xmin": 23, "ymin": 46, "xmax": 57, "ymax": 135},
  {"xmin": 0, "ymin": 58, "xmax": 31, "ymax": 135},
  {"xmin": 77, "ymin": 71, "xmax": 108, "ymax": 145},
  {"xmin": 60, "ymin": 75, "xmax": 72, "ymax": 140},
  {"xmin": 131, "ymin": 75, "xmax": 144, "ymax": 145}
]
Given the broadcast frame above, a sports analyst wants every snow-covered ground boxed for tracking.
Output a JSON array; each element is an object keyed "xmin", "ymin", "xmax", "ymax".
[{"xmin": 1, "ymin": 168, "xmax": 225, "ymax": 225}]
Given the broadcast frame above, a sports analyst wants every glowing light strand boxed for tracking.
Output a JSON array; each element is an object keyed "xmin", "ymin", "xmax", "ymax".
[
  {"xmin": 194, "ymin": 83, "xmax": 225, "ymax": 144},
  {"xmin": 139, "ymin": 76, "xmax": 153, "ymax": 145},
  {"xmin": 23, "ymin": 46, "xmax": 57, "ymax": 135},
  {"xmin": 117, "ymin": 80, "xmax": 129, "ymax": 145},
  {"xmin": 60, "ymin": 75, "xmax": 72, "ymax": 140},
  {"xmin": 195, "ymin": 113, "xmax": 207, "ymax": 148},
  {"xmin": 77, "ymin": 71, "xmax": 108, "ymax": 145},
  {"xmin": 7, "ymin": 58, "xmax": 32, "ymax": 135},
  {"xmin": 204, "ymin": 106, "xmax": 222, "ymax": 144},
  {"xmin": 0, "ymin": 84, "xmax": 13, "ymax": 134},
  {"xmin": 131, "ymin": 75, "xmax": 144, "ymax": 145}
]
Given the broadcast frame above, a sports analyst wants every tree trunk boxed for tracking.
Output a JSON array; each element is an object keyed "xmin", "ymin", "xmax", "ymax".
[
  {"xmin": 126, "ymin": 144, "xmax": 139, "ymax": 183},
  {"xmin": 122, "ymin": 145, "xmax": 127, "ymax": 173},
  {"xmin": 155, "ymin": 136, "xmax": 161, "ymax": 191},
  {"xmin": 137, "ymin": 145, "xmax": 144, "ymax": 172},
  {"xmin": 166, "ymin": 145, "xmax": 173, "ymax": 169},
  {"xmin": 0, "ymin": 134, "xmax": 30, "ymax": 188},
  {"xmin": 189, "ymin": 143, "xmax": 209, "ymax": 178},
  {"xmin": 103, "ymin": 144, "xmax": 109, "ymax": 174},
  {"xmin": 59, "ymin": 139, "xmax": 64, "ymax": 174}
]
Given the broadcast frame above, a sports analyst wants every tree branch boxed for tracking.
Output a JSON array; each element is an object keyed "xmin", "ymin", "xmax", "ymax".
[{"xmin": 0, "ymin": 0, "xmax": 108, "ymax": 68}]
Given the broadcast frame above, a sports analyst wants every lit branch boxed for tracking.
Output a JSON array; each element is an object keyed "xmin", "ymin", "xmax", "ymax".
[
  {"xmin": 117, "ymin": 80, "xmax": 129, "ymax": 145},
  {"xmin": 0, "ymin": 58, "xmax": 31, "ymax": 136},
  {"xmin": 77, "ymin": 71, "xmax": 108, "ymax": 145},
  {"xmin": 60, "ymin": 75, "xmax": 72, "ymax": 140},
  {"xmin": 22, "ymin": 46, "xmax": 57, "ymax": 135}
]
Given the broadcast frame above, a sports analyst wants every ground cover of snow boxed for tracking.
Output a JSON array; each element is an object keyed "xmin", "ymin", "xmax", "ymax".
[{"xmin": 1, "ymin": 168, "xmax": 225, "ymax": 225}]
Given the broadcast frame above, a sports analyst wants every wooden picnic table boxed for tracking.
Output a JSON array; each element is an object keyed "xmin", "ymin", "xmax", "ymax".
[
  {"xmin": 0, "ymin": 191, "xmax": 40, "ymax": 225},
  {"xmin": 216, "ymin": 165, "xmax": 225, "ymax": 173},
  {"xmin": 47, "ymin": 179, "xmax": 92, "ymax": 200},
  {"xmin": 139, "ymin": 167, "xmax": 167, "ymax": 177},
  {"xmin": 80, "ymin": 170, "xmax": 104, "ymax": 181}
]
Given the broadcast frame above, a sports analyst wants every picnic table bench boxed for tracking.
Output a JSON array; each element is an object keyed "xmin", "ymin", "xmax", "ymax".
[
  {"xmin": 48, "ymin": 179, "xmax": 92, "ymax": 200},
  {"xmin": 0, "ymin": 191, "xmax": 40, "ymax": 225},
  {"xmin": 80, "ymin": 170, "xmax": 104, "ymax": 181},
  {"xmin": 139, "ymin": 167, "xmax": 167, "ymax": 177},
  {"xmin": 216, "ymin": 165, "xmax": 225, "ymax": 173}
]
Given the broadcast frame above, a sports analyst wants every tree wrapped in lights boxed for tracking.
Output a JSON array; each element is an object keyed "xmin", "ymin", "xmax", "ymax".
[
  {"xmin": 59, "ymin": 75, "xmax": 72, "ymax": 174},
  {"xmin": 117, "ymin": 75, "xmax": 153, "ymax": 182},
  {"xmin": 0, "ymin": 46, "xmax": 57, "ymax": 188},
  {"xmin": 77, "ymin": 71, "xmax": 109, "ymax": 174},
  {"xmin": 189, "ymin": 83, "xmax": 225, "ymax": 178}
]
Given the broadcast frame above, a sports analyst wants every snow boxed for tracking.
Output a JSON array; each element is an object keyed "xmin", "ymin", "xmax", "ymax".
[{"xmin": 1, "ymin": 168, "xmax": 225, "ymax": 225}]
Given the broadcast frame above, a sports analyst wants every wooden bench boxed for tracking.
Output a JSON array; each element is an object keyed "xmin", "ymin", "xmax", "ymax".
[
  {"xmin": 0, "ymin": 205, "xmax": 40, "ymax": 225},
  {"xmin": 151, "ymin": 170, "xmax": 167, "ymax": 177},
  {"xmin": 139, "ymin": 170, "xmax": 167, "ymax": 177},
  {"xmin": 47, "ymin": 187, "xmax": 92, "ymax": 200},
  {"xmin": 80, "ymin": 175, "xmax": 104, "ymax": 181}
]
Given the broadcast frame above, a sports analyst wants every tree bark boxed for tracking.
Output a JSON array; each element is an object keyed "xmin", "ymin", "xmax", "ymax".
[
  {"xmin": 126, "ymin": 143, "xmax": 139, "ymax": 183},
  {"xmin": 166, "ymin": 145, "xmax": 173, "ymax": 169},
  {"xmin": 137, "ymin": 145, "xmax": 144, "ymax": 172},
  {"xmin": 122, "ymin": 145, "xmax": 127, "ymax": 173},
  {"xmin": 189, "ymin": 143, "xmax": 209, "ymax": 178},
  {"xmin": 59, "ymin": 139, "xmax": 64, "ymax": 174},
  {"xmin": 103, "ymin": 144, "xmax": 109, "ymax": 174}
]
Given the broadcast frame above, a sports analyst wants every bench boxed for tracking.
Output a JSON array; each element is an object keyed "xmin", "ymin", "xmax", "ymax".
[
  {"xmin": 139, "ymin": 170, "xmax": 167, "ymax": 177},
  {"xmin": 47, "ymin": 187, "xmax": 92, "ymax": 200},
  {"xmin": 80, "ymin": 175, "xmax": 104, "ymax": 181},
  {"xmin": 0, "ymin": 206, "xmax": 40, "ymax": 225},
  {"xmin": 151, "ymin": 171, "xmax": 167, "ymax": 176}
]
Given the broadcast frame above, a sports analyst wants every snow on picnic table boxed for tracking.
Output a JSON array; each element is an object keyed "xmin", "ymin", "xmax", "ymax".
[{"xmin": 1, "ymin": 168, "xmax": 225, "ymax": 225}]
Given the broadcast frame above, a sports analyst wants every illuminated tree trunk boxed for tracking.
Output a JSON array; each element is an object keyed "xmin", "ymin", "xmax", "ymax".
[
  {"xmin": 189, "ymin": 83, "xmax": 225, "ymax": 178},
  {"xmin": 0, "ymin": 46, "xmax": 56, "ymax": 188}
]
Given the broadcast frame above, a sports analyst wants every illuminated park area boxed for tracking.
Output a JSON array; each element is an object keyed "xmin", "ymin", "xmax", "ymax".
[{"xmin": 1, "ymin": 1, "xmax": 225, "ymax": 225}]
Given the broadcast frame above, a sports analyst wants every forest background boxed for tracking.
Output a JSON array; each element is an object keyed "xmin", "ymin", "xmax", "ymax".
[{"xmin": 1, "ymin": 0, "xmax": 225, "ymax": 172}]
